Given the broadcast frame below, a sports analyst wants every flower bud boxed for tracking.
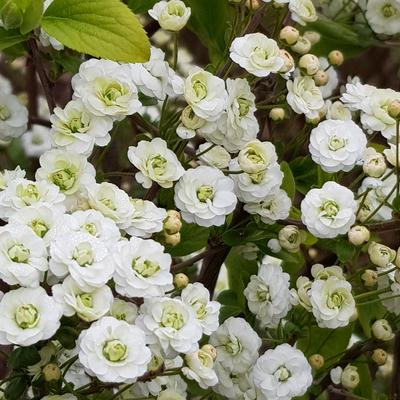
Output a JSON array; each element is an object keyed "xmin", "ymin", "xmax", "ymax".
[
  {"xmin": 290, "ymin": 36, "xmax": 312, "ymax": 55},
  {"xmin": 164, "ymin": 210, "xmax": 182, "ymax": 235},
  {"xmin": 388, "ymin": 100, "xmax": 400, "ymax": 120},
  {"xmin": 278, "ymin": 225, "xmax": 302, "ymax": 253},
  {"xmin": 299, "ymin": 54, "xmax": 320, "ymax": 76},
  {"xmin": 269, "ymin": 107, "xmax": 285, "ymax": 121},
  {"xmin": 150, "ymin": 0, "xmax": 191, "ymax": 31},
  {"xmin": 42, "ymin": 363, "xmax": 61, "ymax": 382},
  {"xmin": 313, "ymin": 70, "xmax": 329, "ymax": 86},
  {"xmin": 309, "ymin": 354, "xmax": 324, "ymax": 370},
  {"xmin": 348, "ymin": 225, "xmax": 370, "ymax": 246},
  {"xmin": 246, "ymin": 0, "xmax": 261, "ymax": 9},
  {"xmin": 173, "ymin": 273, "xmax": 189, "ymax": 289},
  {"xmin": 181, "ymin": 105, "xmax": 205, "ymax": 130},
  {"xmin": 201, "ymin": 344, "xmax": 217, "ymax": 360},
  {"xmin": 368, "ymin": 242, "xmax": 396, "ymax": 268},
  {"xmin": 372, "ymin": 348, "xmax": 388, "ymax": 365},
  {"xmin": 267, "ymin": 238, "xmax": 281, "ymax": 253},
  {"xmin": 361, "ymin": 269, "xmax": 378, "ymax": 287},
  {"xmin": 308, "ymin": 247, "xmax": 318, "ymax": 259},
  {"xmin": 363, "ymin": 148, "xmax": 386, "ymax": 178},
  {"xmin": 328, "ymin": 50, "xmax": 344, "ymax": 66},
  {"xmin": 350, "ymin": 308, "xmax": 358, "ymax": 322},
  {"xmin": 341, "ymin": 365, "xmax": 359, "ymax": 390},
  {"xmin": 279, "ymin": 26, "xmax": 299, "ymax": 45},
  {"xmin": 303, "ymin": 30, "xmax": 321, "ymax": 45},
  {"xmin": 372, "ymin": 319, "xmax": 394, "ymax": 341},
  {"xmin": 164, "ymin": 232, "xmax": 181, "ymax": 247},
  {"xmin": 278, "ymin": 49, "xmax": 295, "ymax": 73}
]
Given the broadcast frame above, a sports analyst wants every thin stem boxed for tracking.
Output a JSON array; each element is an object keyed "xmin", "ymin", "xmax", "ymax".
[
  {"xmin": 187, "ymin": 143, "xmax": 216, "ymax": 162},
  {"xmin": 354, "ymin": 287, "xmax": 391, "ymax": 301},
  {"xmin": 363, "ymin": 185, "xmax": 397, "ymax": 223},
  {"xmin": 357, "ymin": 293, "xmax": 400, "ymax": 306},
  {"xmin": 172, "ymin": 32, "xmax": 178, "ymax": 70},
  {"xmin": 171, "ymin": 248, "xmax": 220, "ymax": 273},
  {"xmin": 109, "ymin": 383, "xmax": 135, "ymax": 400},
  {"xmin": 131, "ymin": 114, "xmax": 159, "ymax": 136}
]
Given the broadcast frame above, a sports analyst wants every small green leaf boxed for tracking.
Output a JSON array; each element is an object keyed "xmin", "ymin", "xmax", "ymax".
[
  {"xmin": 54, "ymin": 326, "xmax": 79, "ymax": 349},
  {"xmin": 127, "ymin": 0, "xmax": 158, "ymax": 14},
  {"xmin": 392, "ymin": 194, "xmax": 400, "ymax": 213},
  {"xmin": 0, "ymin": 26, "xmax": 26, "ymax": 49},
  {"xmin": 4, "ymin": 375, "xmax": 29, "ymax": 400},
  {"xmin": 280, "ymin": 161, "xmax": 296, "ymax": 200},
  {"xmin": 335, "ymin": 238, "xmax": 356, "ymax": 263},
  {"xmin": 19, "ymin": 0, "xmax": 43, "ymax": 34},
  {"xmin": 42, "ymin": 0, "xmax": 150, "ymax": 62},
  {"xmin": 169, "ymin": 222, "xmax": 210, "ymax": 257},
  {"xmin": 8, "ymin": 346, "xmax": 40, "ymax": 369}
]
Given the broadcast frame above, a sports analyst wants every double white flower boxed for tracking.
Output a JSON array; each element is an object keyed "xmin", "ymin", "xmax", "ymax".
[{"xmin": 149, "ymin": 0, "xmax": 191, "ymax": 32}]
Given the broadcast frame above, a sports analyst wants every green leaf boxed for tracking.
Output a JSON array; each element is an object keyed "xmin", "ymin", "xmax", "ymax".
[
  {"xmin": 19, "ymin": 0, "xmax": 44, "ymax": 34},
  {"xmin": 54, "ymin": 326, "xmax": 79, "ymax": 349},
  {"xmin": 280, "ymin": 161, "xmax": 296, "ymax": 200},
  {"xmin": 0, "ymin": 26, "xmax": 26, "ymax": 49},
  {"xmin": 8, "ymin": 346, "xmax": 40, "ymax": 369},
  {"xmin": 357, "ymin": 301, "xmax": 386, "ymax": 337},
  {"xmin": 42, "ymin": 0, "xmax": 150, "ymax": 62},
  {"xmin": 335, "ymin": 238, "xmax": 356, "ymax": 263},
  {"xmin": 127, "ymin": 0, "xmax": 158, "ymax": 14},
  {"xmin": 0, "ymin": 0, "xmax": 23, "ymax": 29},
  {"xmin": 169, "ymin": 222, "xmax": 210, "ymax": 257},
  {"xmin": 393, "ymin": 194, "xmax": 400, "ymax": 213},
  {"xmin": 353, "ymin": 355, "xmax": 373, "ymax": 399},
  {"xmin": 4, "ymin": 375, "xmax": 29, "ymax": 400}
]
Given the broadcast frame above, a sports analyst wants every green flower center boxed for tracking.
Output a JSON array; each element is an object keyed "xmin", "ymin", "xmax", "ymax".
[
  {"xmin": 30, "ymin": 219, "xmax": 49, "ymax": 238},
  {"xmin": 249, "ymin": 170, "xmax": 266, "ymax": 184},
  {"xmin": 68, "ymin": 117, "xmax": 85, "ymax": 134},
  {"xmin": 16, "ymin": 183, "xmax": 40, "ymax": 205},
  {"xmin": 275, "ymin": 366, "xmax": 291, "ymax": 382},
  {"xmin": 257, "ymin": 286, "xmax": 270, "ymax": 302},
  {"xmin": 0, "ymin": 105, "xmax": 11, "ymax": 121},
  {"xmin": 327, "ymin": 289, "xmax": 347, "ymax": 309},
  {"xmin": 97, "ymin": 80, "xmax": 127, "ymax": 106},
  {"xmin": 51, "ymin": 169, "xmax": 76, "ymax": 191},
  {"xmin": 225, "ymin": 336, "xmax": 242, "ymax": 355},
  {"xmin": 73, "ymin": 243, "xmax": 94, "ymax": 267},
  {"xmin": 328, "ymin": 136, "xmax": 347, "ymax": 151},
  {"xmin": 115, "ymin": 312, "xmax": 126, "ymax": 321},
  {"xmin": 244, "ymin": 148, "xmax": 265, "ymax": 165},
  {"xmin": 100, "ymin": 197, "xmax": 116, "ymax": 211},
  {"xmin": 167, "ymin": 3, "xmax": 185, "ymax": 16},
  {"xmin": 77, "ymin": 293, "xmax": 93, "ymax": 308},
  {"xmin": 161, "ymin": 305, "xmax": 185, "ymax": 330},
  {"xmin": 192, "ymin": 79, "xmax": 207, "ymax": 101},
  {"xmin": 15, "ymin": 304, "xmax": 39, "ymax": 329},
  {"xmin": 83, "ymin": 223, "xmax": 97, "ymax": 236},
  {"xmin": 132, "ymin": 257, "xmax": 160, "ymax": 278},
  {"xmin": 8, "ymin": 244, "xmax": 30, "ymax": 263},
  {"xmin": 382, "ymin": 4, "xmax": 397, "ymax": 17},
  {"xmin": 197, "ymin": 185, "xmax": 214, "ymax": 202},
  {"xmin": 150, "ymin": 155, "xmax": 167, "ymax": 176},
  {"xmin": 193, "ymin": 301, "xmax": 207, "ymax": 319},
  {"xmin": 237, "ymin": 97, "xmax": 250, "ymax": 117},
  {"xmin": 321, "ymin": 200, "xmax": 339, "ymax": 218},
  {"xmin": 102, "ymin": 340, "xmax": 128, "ymax": 362}
]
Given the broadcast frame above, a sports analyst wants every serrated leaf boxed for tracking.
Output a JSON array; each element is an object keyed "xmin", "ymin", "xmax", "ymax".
[
  {"xmin": 0, "ymin": 26, "xmax": 26, "ymax": 49},
  {"xmin": 42, "ymin": 0, "xmax": 150, "ymax": 62}
]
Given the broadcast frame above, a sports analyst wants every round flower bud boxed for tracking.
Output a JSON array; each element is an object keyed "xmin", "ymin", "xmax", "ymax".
[
  {"xmin": 388, "ymin": 100, "xmax": 400, "ymax": 120},
  {"xmin": 361, "ymin": 269, "xmax": 378, "ymax": 287},
  {"xmin": 269, "ymin": 107, "xmax": 285, "ymax": 121},
  {"xmin": 309, "ymin": 354, "xmax": 324, "ymax": 370},
  {"xmin": 348, "ymin": 225, "xmax": 370, "ymax": 246},
  {"xmin": 291, "ymin": 36, "xmax": 312, "ymax": 55},
  {"xmin": 350, "ymin": 308, "xmax": 358, "ymax": 322},
  {"xmin": 278, "ymin": 49, "xmax": 295, "ymax": 73},
  {"xmin": 164, "ymin": 232, "xmax": 181, "ymax": 247},
  {"xmin": 303, "ymin": 31, "xmax": 321, "ymax": 45},
  {"xmin": 372, "ymin": 319, "xmax": 394, "ymax": 341},
  {"xmin": 42, "ymin": 363, "xmax": 61, "ymax": 382},
  {"xmin": 267, "ymin": 238, "xmax": 281, "ymax": 253},
  {"xmin": 341, "ymin": 365, "xmax": 359, "ymax": 390},
  {"xmin": 368, "ymin": 242, "xmax": 396, "ymax": 268},
  {"xmin": 363, "ymin": 148, "xmax": 386, "ymax": 178},
  {"xmin": 328, "ymin": 50, "xmax": 344, "ymax": 66},
  {"xmin": 279, "ymin": 26, "xmax": 300, "ymax": 45},
  {"xmin": 201, "ymin": 344, "xmax": 217, "ymax": 361},
  {"xmin": 173, "ymin": 273, "xmax": 189, "ymax": 289},
  {"xmin": 372, "ymin": 349, "xmax": 388, "ymax": 366},
  {"xmin": 181, "ymin": 105, "xmax": 205, "ymax": 130},
  {"xmin": 246, "ymin": 0, "xmax": 261, "ymax": 9},
  {"xmin": 308, "ymin": 247, "xmax": 318, "ymax": 259},
  {"xmin": 299, "ymin": 54, "xmax": 320, "ymax": 76},
  {"xmin": 164, "ymin": 210, "xmax": 182, "ymax": 235},
  {"xmin": 278, "ymin": 225, "xmax": 302, "ymax": 253},
  {"xmin": 313, "ymin": 70, "xmax": 329, "ymax": 86}
]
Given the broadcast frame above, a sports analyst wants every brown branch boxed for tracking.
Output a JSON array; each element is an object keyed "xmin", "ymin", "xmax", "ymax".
[
  {"xmin": 171, "ymin": 248, "xmax": 221, "ymax": 273},
  {"xmin": 328, "ymin": 386, "xmax": 369, "ymax": 400},
  {"xmin": 29, "ymin": 117, "xmax": 52, "ymax": 128},
  {"xmin": 144, "ymin": 20, "xmax": 160, "ymax": 37},
  {"xmin": 144, "ymin": 182, "xmax": 160, "ymax": 201},
  {"xmin": 26, "ymin": 56, "xmax": 38, "ymax": 129},
  {"xmin": 131, "ymin": 113, "xmax": 159, "ymax": 136}
]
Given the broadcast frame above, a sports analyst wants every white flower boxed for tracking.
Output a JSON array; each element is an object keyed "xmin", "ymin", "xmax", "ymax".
[
  {"xmin": 113, "ymin": 237, "xmax": 173, "ymax": 298},
  {"xmin": 58, "ymin": 347, "xmax": 91, "ymax": 388},
  {"xmin": 21, "ymin": 125, "xmax": 52, "ymax": 158},
  {"xmin": 310, "ymin": 277, "xmax": 355, "ymax": 328},
  {"xmin": 176, "ymin": 105, "xmax": 205, "ymax": 139},
  {"xmin": 238, "ymin": 140, "xmax": 277, "ymax": 174},
  {"xmin": 49, "ymin": 231, "xmax": 115, "ymax": 291},
  {"xmin": 363, "ymin": 147, "xmax": 386, "ymax": 178},
  {"xmin": 72, "ymin": 59, "xmax": 141, "ymax": 119},
  {"xmin": 109, "ymin": 298, "xmax": 138, "ymax": 324},
  {"xmin": 128, "ymin": 138, "xmax": 185, "ymax": 189},
  {"xmin": 36, "ymin": 149, "xmax": 96, "ymax": 200},
  {"xmin": 210, "ymin": 317, "xmax": 262, "ymax": 374},
  {"xmin": 309, "ymin": 119, "xmax": 367, "ymax": 173},
  {"xmin": 0, "ymin": 287, "xmax": 62, "ymax": 346},
  {"xmin": 366, "ymin": 0, "xmax": 400, "ymax": 35},
  {"xmin": 229, "ymin": 33, "xmax": 284, "ymax": 78},
  {"xmin": 52, "ymin": 276, "xmax": 113, "ymax": 322},
  {"xmin": 384, "ymin": 143, "xmax": 400, "ymax": 167},
  {"xmin": 368, "ymin": 241, "xmax": 396, "ymax": 268},
  {"xmin": 0, "ymin": 93, "xmax": 28, "ymax": 141},
  {"xmin": 244, "ymin": 189, "xmax": 292, "ymax": 224},
  {"xmin": 50, "ymin": 100, "xmax": 113, "ymax": 156},
  {"xmin": 340, "ymin": 79, "xmax": 376, "ymax": 111},
  {"xmin": 183, "ymin": 68, "xmax": 227, "ymax": 121},
  {"xmin": 197, "ymin": 143, "xmax": 231, "ymax": 169},
  {"xmin": 0, "ymin": 224, "xmax": 48, "ymax": 287},
  {"xmin": 330, "ymin": 366, "xmax": 343, "ymax": 385},
  {"xmin": 289, "ymin": 0, "xmax": 318, "ymax": 26},
  {"xmin": 149, "ymin": 0, "xmax": 191, "ymax": 31},
  {"xmin": 244, "ymin": 260, "xmax": 291, "ymax": 328},
  {"xmin": 251, "ymin": 343, "xmax": 312, "ymax": 400},
  {"xmin": 0, "ymin": 75, "xmax": 12, "ymax": 94},
  {"xmin": 129, "ymin": 47, "xmax": 184, "ymax": 100},
  {"xmin": 86, "ymin": 182, "xmax": 134, "ymax": 229},
  {"xmin": 318, "ymin": 57, "xmax": 339, "ymax": 99},
  {"xmin": 39, "ymin": 1, "xmax": 64, "ymax": 50},
  {"xmin": 174, "ymin": 166, "xmax": 237, "ymax": 227},
  {"xmin": 0, "ymin": 166, "xmax": 25, "ymax": 191},
  {"xmin": 287, "ymin": 76, "xmax": 324, "ymax": 119},
  {"xmin": 181, "ymin": 283, "xmax": 220, "ymax": 335},
  {"xmin": 78, "ymin": 316, "xmax": 151, "ymax": 383},
  {"xmin": 182, "ymin": 349, "xmax": 218, "ymax": 389},
  {"xmin": 326, "ymin": 100, "xmax": 352, "ymax": 120},
  {"xmin": 301, "ymin": 181, "xmax": 357, "ymax": 238},
  {"xmin": 230, "ymin": 159, "xmax": 284, "ymax": 205},
  {"xmin": 136, "ymin": 297, "xmax": 202, "ymax": 356}
]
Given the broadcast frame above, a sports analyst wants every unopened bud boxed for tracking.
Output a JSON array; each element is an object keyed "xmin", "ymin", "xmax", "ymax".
[
  {"xmin": 279, "ymin": 26, "xmax": 299, "ymax": 45},
  {"xmin": 181, "ymin": 105, "xmax": 205, "ymax": 130},
  {"xmin": 308, "ymin": 247, "xmax": 318, "ymax": 259},
  {"xmin": 328, "ymin": 50, "xmax": 344, "ymax": 66},
  {"xmin": 303, "ymin": 30, "xmax": 321, "ymax": 45},
  {"xmin": 164, "ymin": 210, "xmax": 182, "ymax": 235},
  {"xmin": 361, "ymin": 269, "xmax": 378, "ymax": 287},
  {"xmin": 309, "ymin": 354, "xmax": 324, "ymax": 370},
  {"xmin": 299, "ymin": 54, "xmax": 320, "ymax": 76},
  {"xmin": 269, "ymin": 107, "xmax": 285, "ymax": 121},
  {"xmin": 372, "ymin": 348, "xmax": 388, "ymax": 365},
  {"xmin": 363, "ymin": 148, "xmax": 386, "ymax": 178},
  {"xmin": 341, "ymin": 365, "xmax": 359, "ymax": 390},
  {"xmin": 42, "ymin": 363, "xmax": 61, "ymax": 382},
  {"xmin": 372, "ymin": 319, "xmax": 394, "ymax": 341},
  {"xmin": 165, "ymin": 232, "xmax": 181, "ymax": 247},
  {"xmin": 313, "ymin": 70, "xmax": 329, "ymax": 86},
  {"xmin": 201, "ymin": 344, "xmax": 217, "ymax": 360},
  {"xmin": 368, "ymin": 242, "xmax": 396, "ymax": 268},
  {"xmin": 278, "ymin": 49, "xmax": 294, "ymax": 73},
  {"xmin": 278, "ymin": 225, "xmax": 302, "ymax": 253},
  {"xmin": 291, "ymin": 36, "xmax": 311, "ymax": 55},
  {"xmin": 388, "ymin": 100, "xmax": 400, "ymax": 120},
  {"xmin": 348, "ymin": 225, "xmax": 370, "ymax": 246},
  {"xmin": 173, "ymin": 273, "xmax": 189, "ymax": 289}
]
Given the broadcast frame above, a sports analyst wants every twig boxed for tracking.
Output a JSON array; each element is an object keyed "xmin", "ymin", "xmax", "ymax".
[
  {"xmin": 144, "ymin": 182, "xmax": 160, "ymax": 201},
  {"xmin": 171, "ymin": 248, "xmax": 221, "ymax": 273},
  {"xmin": 29, "ymin": 117, "xmax": 51, "ymax": 128}
]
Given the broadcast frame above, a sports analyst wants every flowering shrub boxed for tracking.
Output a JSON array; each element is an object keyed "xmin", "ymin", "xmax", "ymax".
[{"xmin": 0, "ymin": 0, "xmax": 400, "ymax": 399}]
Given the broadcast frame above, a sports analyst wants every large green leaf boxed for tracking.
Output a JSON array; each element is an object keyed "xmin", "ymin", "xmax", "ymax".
[
  {"xmin": 19, "ymin": 0, "xmax": 43, "ymax": 34},
  {"xmin": 168, "ymin": 222, "xmax": 210, "ymax": 257},
  {"xmin": 0, "ymin": 26, "xmax": 26, "ymax": 49},
  {"xmin": 280, "ymin": 161, "xmax": 296, "ymax": 201},
  {"xmin": 42, "ymin": 0, "xmax": 150, "ymax": 62}
]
